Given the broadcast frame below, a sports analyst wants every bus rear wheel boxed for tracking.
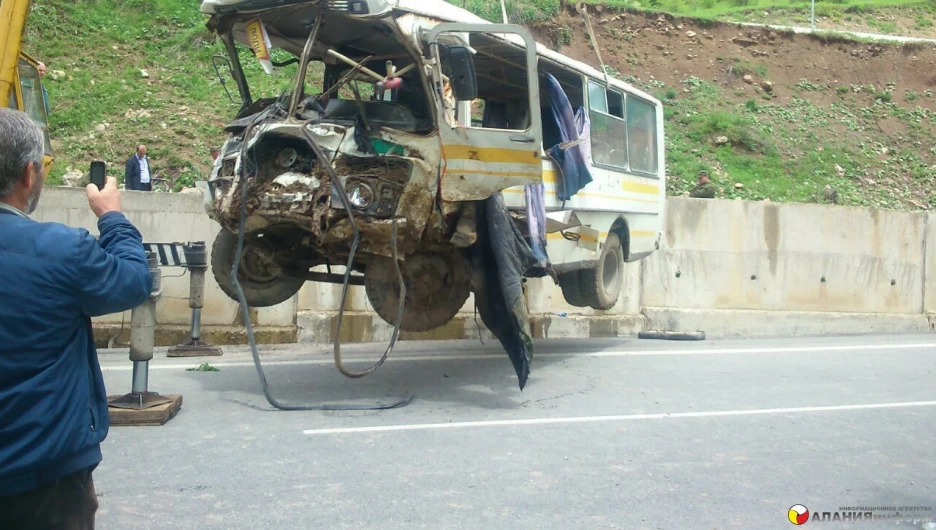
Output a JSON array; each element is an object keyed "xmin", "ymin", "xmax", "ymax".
[
  {"xmin": 558, "ymin": 232, "xmax": 625, "ymax": 311},
  {"xmin": 365, "ymin": 251, "xmax": 471, "ymax": 332}
]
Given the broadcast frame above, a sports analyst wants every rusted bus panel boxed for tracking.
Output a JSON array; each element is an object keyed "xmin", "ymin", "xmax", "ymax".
[
  {"xmin": 439, "ymin": 140, "xmax": 543, "ymax": 202},
  {"xmin": 361, "ymin": 129, "xmax": 442, "ymax": 253}
]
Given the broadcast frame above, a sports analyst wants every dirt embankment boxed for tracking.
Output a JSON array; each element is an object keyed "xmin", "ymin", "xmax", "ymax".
[{"xmin": 536, "ymin": 7, "xmax": 936, "ymax": 113}]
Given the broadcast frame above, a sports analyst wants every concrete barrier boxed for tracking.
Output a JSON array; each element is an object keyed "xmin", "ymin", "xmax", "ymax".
[
  {"xmin": 30, "ymin": 188, "xmax": 935, "ymax": 345},
  {"xmin": 519, "ymin": 198, "xmax": 933, "ymax": 338},
  {"xmin": 643, "ymin": 199, "xmax": 926, "ymax": 314}
]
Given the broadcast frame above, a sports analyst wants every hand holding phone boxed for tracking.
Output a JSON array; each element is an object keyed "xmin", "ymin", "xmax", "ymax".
[
  {"xmin": 86, "ymin": 173, "xmax": 121, "ymax": 219},
  {"xmin": 90, "ymin": 161, "xmax": 106, "ymax": 190}
]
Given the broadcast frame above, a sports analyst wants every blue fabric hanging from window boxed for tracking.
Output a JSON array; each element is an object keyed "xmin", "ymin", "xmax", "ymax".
[
  {"xmin": 525, "ymin": 182, "xmax": 548, "ymax": 266},
  {"xmin": 543, "ymin": 72, "xmax": 593, "ymax": 201}
]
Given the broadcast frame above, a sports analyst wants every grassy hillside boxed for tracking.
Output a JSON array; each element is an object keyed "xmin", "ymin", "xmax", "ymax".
[
  {"xmin": 24, "ymin": 0, "xmax": 299, "ymax": 189},
  {"xmin": 459, "ymin": 0, "xmax": 936, "ymax": 36},
  {"xmin": 22, "ymin": 0, "xmax": 936, "ymax": 210}
]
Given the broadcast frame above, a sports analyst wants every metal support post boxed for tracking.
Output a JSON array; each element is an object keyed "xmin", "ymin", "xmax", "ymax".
[
  {"xmin": 168, "ymin": 242, "xmax": 222, "ymax": 357},
  {"xmin": 109, "ymin": 252, "xmax": 174, "ymax": 411}
]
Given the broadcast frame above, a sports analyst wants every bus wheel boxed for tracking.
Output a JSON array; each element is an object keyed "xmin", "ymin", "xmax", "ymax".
[
  {"xmin": 559, "ymin": 270, "xmax": 591, "ymax": 308},
  {"xmin": 211, "ymin": 230, "xmax": 305, "ymax": 307},
  {"xmin": 581, "ymin": 232, "xmax": 625, "ymax": 310},
  {"xmin": 365, "ymin": 251, "xmax": 470, "ymax": 332}
]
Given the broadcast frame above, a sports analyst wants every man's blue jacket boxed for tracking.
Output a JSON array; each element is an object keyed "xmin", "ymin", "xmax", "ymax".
[{"xmin": 0, "ymin": 208, "xmax": 152, "ymax": 497}]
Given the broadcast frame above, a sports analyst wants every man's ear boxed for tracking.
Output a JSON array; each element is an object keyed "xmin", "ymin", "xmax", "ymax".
[{"xmin": 21, "ymin": 161, "xmax": 36, "ymax": 189}]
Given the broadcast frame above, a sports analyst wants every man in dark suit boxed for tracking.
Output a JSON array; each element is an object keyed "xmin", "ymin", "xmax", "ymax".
[{"xmin": 124, "ymin": 144, "xmax": 152, "ymax": 191}]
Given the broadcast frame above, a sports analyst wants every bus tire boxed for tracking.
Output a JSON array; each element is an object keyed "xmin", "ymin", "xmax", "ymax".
[
  {"xmin": 582, "ymin": 231, "xmax": 625, "ymax": 310},
  {"xmin": 559, "ymin": 270, "xmax": 590, "ymax": 308},
  {"xmin": 365, "ymin": 251, "xmax": 471, "ymax": 333},
  {"xmin": 211, "ymin": 230, "xmax": 305, "ymax": 308}
]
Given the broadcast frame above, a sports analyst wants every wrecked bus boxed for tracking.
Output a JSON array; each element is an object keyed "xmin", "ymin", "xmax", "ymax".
[{"xmin": 199, "ymin": 0, "xmax": 665, "ymax": 387}]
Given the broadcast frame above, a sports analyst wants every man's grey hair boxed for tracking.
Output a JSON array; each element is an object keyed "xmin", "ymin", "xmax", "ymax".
[{"xmin": 0, "ymin": 107, "xmax": 44, "ymax": 198}]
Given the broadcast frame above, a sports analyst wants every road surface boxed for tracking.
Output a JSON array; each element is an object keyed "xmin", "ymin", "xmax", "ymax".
[{"xmin": 95, "ymin": 334, "xmax": 936, "ymax": 529}]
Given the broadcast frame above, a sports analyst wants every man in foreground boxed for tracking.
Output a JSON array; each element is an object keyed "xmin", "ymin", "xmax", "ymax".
[{"xmin": 0, "ymin": 108, "xmax": 153, "ymax": 529}]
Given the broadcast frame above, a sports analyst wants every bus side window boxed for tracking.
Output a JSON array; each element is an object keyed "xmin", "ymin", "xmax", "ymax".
[
  {"xmin": 587, "ymin": 81, "xmax": 607, "ymax": 113},
  {"xmin": 626, "ymin": 96, "xmax": 658, "ymax": 175},
  {"xmin": 587, "ymin": 80, "xmax": 627, "ymax": 170}
]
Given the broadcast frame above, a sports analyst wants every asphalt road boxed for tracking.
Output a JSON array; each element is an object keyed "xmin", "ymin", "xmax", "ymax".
[{"xmin": 94, "ymin": 334, "xmax": 936, "ymax": 530}]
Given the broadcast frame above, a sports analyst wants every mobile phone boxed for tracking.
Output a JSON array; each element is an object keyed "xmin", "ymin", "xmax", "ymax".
[{"xmin": 90, "ymin": 161, "xmax": 106, "ymax": 190}]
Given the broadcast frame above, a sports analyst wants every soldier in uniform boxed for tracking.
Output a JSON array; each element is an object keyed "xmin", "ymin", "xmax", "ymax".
[{"xmin": 689, "ymin": 170, "xmax": 717, "ymax": 198}]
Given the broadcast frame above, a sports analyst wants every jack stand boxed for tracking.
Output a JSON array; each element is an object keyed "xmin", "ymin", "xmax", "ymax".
[
  {"xmin": 168, "ymin": 242, "xmax": 222, "ymax": 358},
  {"xmin": 108, "ymin": 251, "xmax": 183, "ymax": 426}
]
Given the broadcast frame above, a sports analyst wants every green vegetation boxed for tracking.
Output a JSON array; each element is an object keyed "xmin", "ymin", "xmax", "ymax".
[
  {"xmin": 186, "ymin": 363, "xmax": 220, "ymax": 372},
  {"xmin": 627, "ymin": 73, "xmax": 936, "ymax": 209},
  {"xmin": 25, "ymin": 0, "xmax": 298, "ymax": 187},
  {"xmin": 621, "ymin": 0, "xmax": 933, "ymax": 19},
  {"xmin": 457, "ymin": 0, "xmax": 561, "ymax": 25},
  {"xmin": 451, "ymin": 0, "xmax": 936, "ymax": 36}
]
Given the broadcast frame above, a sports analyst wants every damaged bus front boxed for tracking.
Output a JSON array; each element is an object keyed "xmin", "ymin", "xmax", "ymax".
[{"xmin": 199, "ymin": 0, "xmax": 666, "ymax": 388}]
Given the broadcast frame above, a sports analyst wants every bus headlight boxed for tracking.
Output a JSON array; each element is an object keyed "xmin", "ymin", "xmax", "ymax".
[{"xmin": 347, "ymin": 182, "xmax": 374, "ymax": 210}]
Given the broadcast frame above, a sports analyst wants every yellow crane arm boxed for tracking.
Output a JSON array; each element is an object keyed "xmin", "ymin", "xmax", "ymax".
[{"xmin": 0, "ymin": 0, "xmax": 32, "ymax": 104}]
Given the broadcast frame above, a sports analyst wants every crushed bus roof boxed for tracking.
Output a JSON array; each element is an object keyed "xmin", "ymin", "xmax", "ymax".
[{"xmin": 198, "ymin": 0, "xmax": 661, "ymax": 106}]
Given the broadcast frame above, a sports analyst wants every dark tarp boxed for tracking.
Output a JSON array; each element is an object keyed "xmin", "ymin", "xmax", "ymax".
[
  {"xmin": 466, "ymin": 193, "xmax": 543, "ymax": 390},
  {"xmin": 543, "ymin": 72, "xmax": 593, "ymax": 201}
]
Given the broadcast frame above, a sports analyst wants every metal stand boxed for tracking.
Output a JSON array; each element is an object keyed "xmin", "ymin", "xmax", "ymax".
[
  {"xmin": 168, "ymin": 242, "xmax": 222, "ymax": 357},
  {"xmin": 108, "ymin": 252, "xmax": 182, "ymax": 425}
]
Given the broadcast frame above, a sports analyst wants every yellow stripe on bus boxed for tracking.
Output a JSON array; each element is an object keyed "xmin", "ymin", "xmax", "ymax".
[
  {"xmin": 622, "ymin": 182, "xmax": 660, "ymax": 195},
  {"xmin": 502, "ymin": 187, "xmax": 658, "ymax": 204},
  {"xmin": 542, "ymin": 170, "xmax": 658, "ymax": 197},
  {"xmin": 447, "ymin": 169, "xmax": 542, "ymax": 179},
  {"xmin": 444, "ymin": 145, "xmax": 540, "ymax": 164}
]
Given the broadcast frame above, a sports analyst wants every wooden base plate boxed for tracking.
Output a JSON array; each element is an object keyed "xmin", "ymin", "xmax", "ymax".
[
  {"xmin": 107, "ymin": 394, "xmax": 183, "ymax": 427},
  {"xmin": 167, "ymin": 339, "xmax": 223, "ymax": 358},
  {"xmin": 167, "ymin": 346, "xmax": 223, "ymax": 358}
]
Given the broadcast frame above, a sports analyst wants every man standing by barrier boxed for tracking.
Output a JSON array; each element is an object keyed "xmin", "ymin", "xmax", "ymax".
[
  {"xmin": 0, "ymin": 108, "xmax": 153, "ymax": 529},
  {"xmin": 124, "ymin": 144, "xmax": 152, "ymax": 191}
]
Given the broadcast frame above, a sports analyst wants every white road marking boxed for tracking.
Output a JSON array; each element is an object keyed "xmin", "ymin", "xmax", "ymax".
[
  {"xmin": 99, "ymin": 342, "xmax": 936, "ymax": 371},
  {"xmin": 302, "ymin": 400, "xmax": 936, "ymax": 435}
]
